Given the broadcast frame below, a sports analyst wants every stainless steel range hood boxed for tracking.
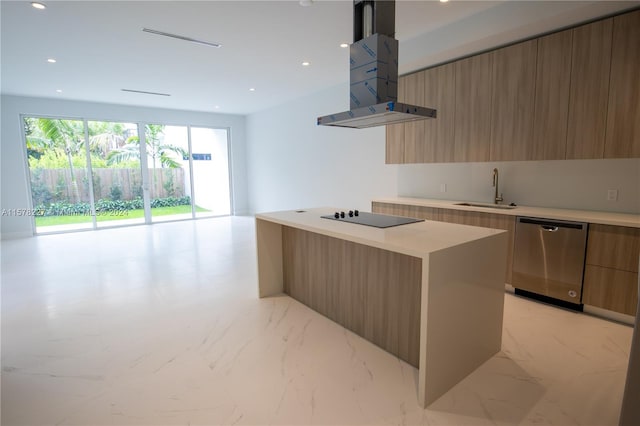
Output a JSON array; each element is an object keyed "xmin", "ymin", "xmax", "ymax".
[{"xmin": 318, "ymin": 0, "xmax": 436, "ymax": 129}]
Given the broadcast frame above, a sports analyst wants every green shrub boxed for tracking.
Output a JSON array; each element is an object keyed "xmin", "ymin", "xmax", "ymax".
[
  {"xmin": 109, "ymin": 184, "xmax": 123, "ymax": 201},
  {"xmin": 36, "ymin": 196, "xmax": 191, "ymax": 217}
]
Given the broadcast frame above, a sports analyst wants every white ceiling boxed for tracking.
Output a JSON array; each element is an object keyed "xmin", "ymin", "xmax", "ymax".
[{"xmin": 1, "ymin": 0, "xmax": 638, "ymax": 115}]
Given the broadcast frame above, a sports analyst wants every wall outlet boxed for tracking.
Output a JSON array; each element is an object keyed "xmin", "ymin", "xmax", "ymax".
[
  {"xmin": 607, "ymin": 189, "xmax": 618, "ymax": 201},
  {"xmin": 440, "ymin": 183, "xmax": 447, "ymax": 193}
]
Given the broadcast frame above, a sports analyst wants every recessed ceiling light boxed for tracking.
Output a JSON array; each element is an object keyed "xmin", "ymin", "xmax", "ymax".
[
  {"xmin": 249, "ymin": 88, "xmax": 256, "ymax": 92},
  {"xmin": 299, "ymin": 0, "xmax": 313, "ymax": 6},
  {"xmin": 56, "ymin": 89, "xmax": 62, "ymax": 93},
  {"xmin": 439, "ymin": 0, "xmax": 449, "ymax": 3},
  {"xmin": 31, "ymin": 2, "xmax": 46, "ymax": 10},
  {"xmin": 47, "ymin": 58, "xmax": 56, "ymax": 63},
  {"xmin": 340, "ymin": 43, "xmax": 349, "ymax": 48},
  {"xmin": 302, "ymin": 61, "xmax": 310, "ymax": 67}
]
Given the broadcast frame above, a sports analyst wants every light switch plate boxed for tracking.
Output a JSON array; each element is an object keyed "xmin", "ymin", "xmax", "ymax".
[
  {"xmin": 607, "ymin": 189, "xmax": 618, "ymax": 201},
  {"xmin": 440, "ymin": 183, "xmax": 447, "ymax": 193}
]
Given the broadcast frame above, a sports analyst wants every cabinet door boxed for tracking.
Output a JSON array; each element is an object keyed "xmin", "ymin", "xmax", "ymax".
[
  {"xmin": 386, "ymin": 76, "xmax": 406, "ymax": 164},
  {"xmin": 583, "ymin": 265, "xmax": 638, "ymax": 316},
  {"xmin": 385, "ymin": 123, "xmax": 405, "ymax": 164},
  {"xmin": 423, "ymin": 63, "xmax": 456, "ymax": 163},
  {"xmin": 454, "ymin": 53, "xmax": 492, "ymax": 162},
  {"xmin": 490, "ymin": 40, "xmax": 537, "ymax": 161},
  {"xmin": 532, "ymin": 30, "xmax": 572, "ymax": 160},
  {"xmin": 403, "ymin": 71, "xmax": 426, "ymax": 163},
  {"xmin": 566, "ymin": 18, "xmax": 613, "ymax": 159},
  {"xmin": 605, "ymin": 10, "xmax": 640, "ymax": 158},
  {"xmin": 586, "ymin": 224, "xmax": 640, "ymax": 272}
]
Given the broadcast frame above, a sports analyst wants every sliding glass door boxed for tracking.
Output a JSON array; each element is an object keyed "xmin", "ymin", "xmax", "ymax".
[
  {"xmin": 24, "ymin": 117, "xmax": 93, "ymax": 233},
  {"xmin": 144, "ymin": 125, "xmax": 194, "ymax": 223},
  {"xmin": 87, "ymin": 120, "xmax": 145, "ymax": 228},
  {"xmin": 24, "ymin": 116, "xmax": 232, "ymax": 234},
  {"xmin": 191, "ymin": 127, "xmax": 231, "ymax": 217}
]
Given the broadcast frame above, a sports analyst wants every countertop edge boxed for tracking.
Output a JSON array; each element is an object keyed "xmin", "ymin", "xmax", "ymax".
[
  {"xmin": 256, "ymin": 209, "xmax": 507, "ymax": 258},
  {"xmin": 372, "ymin": 198, "xmax": 640, "ymax": 228}
]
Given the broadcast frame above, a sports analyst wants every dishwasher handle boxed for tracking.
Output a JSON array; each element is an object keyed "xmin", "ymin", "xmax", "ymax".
[{"xmin": 517, "ymin": 217, "xmax": 586, "ymax": 230}]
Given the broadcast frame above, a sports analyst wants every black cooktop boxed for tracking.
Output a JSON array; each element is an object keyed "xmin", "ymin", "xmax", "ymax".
[{"xmin": 321, "ymin": 211, "xmax": 424, "ymax": 229}]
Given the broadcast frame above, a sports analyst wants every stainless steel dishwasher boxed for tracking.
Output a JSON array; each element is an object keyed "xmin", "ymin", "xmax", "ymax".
[{"xmin": 512, "ymin": 217, "xmax": 588, "ymax": 309}]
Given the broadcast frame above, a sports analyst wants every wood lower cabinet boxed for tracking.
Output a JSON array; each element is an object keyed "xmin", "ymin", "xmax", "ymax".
[
  {"xmin": 373, "ymin": 202, "xmax": 640, "ymax": 317},
  {"xmin": 586, "ymin": 224, "xmax": 640, "ymax": 272},
  {"xmin": 436, "ymin": 209, "xmax": 515, "ymax": 284},
  {"xmin": 583, "ymin": 265, "xmax": 638, "ymax": 316},
  {"xmin": 372, "ymin": 203, "xmax": 515, "ymax": 283},
  {"xmin": 372, "ymin": 202, "xmax": 440, "ymax": 221},
  {"xmin": 583, "ymin": 224, "xmax": 639, "ymax": 316}
]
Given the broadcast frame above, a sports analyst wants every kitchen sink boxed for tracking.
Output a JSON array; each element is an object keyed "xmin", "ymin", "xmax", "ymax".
[{"xmin": 455, "ymin": 202, "xmax": 517, "ymax": 210}]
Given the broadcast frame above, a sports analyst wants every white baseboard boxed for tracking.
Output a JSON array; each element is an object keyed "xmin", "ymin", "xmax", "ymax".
[{"xmin": 1, "ymin": 230, "xmax": 33, "ymax": 240}]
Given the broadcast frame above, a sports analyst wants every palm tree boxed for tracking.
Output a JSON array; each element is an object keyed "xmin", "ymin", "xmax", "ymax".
[
  {"xmin": 87, "ymin": 121, "xmax": 126, "ymax": 158},
  {"xmin": 28, "ymin": 118, "xmax": 84, "ymax": 202},
  {"xmin": 107, "ymin": 124, "xmax": 187, "ymax": 197}
]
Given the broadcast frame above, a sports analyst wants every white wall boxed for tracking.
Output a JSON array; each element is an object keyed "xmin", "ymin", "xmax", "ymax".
[
  {"xmin": 246, "ymin": 84, "xmax": 398, "ymax": 214},
  {"xmin": 0, "ymin": 95, "xmax": 248, "ymax": 239},
  {"xmin": 398, "ymin": 159, "xmax": 640, "ymax": 214}
]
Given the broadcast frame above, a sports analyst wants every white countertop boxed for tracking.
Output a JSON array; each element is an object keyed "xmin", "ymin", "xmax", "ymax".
[
  {"xmin": 256, "ymin": 208, "xmax": 505, "ymax": 258},
  {"xmin": 373, "ymin": 197, "xmax": 640, "ymax": 228}
]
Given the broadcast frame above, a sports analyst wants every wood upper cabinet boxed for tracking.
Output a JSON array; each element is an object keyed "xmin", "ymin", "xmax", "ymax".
[
  {"xmin": 605, "ymin": 10, "xmax": 640, "ymax": 158},
  {"xmin": 403, "ymin": 71, "xmax": 426, "ymax": 164},
  {"xmin": 386, "ymin": 64, "xmax": 456, "ymax": 164},
  {"xmin": 422, "ymin": 63, "xmax": 456, "ymax": 163},
  {"xmin": 489, "ymin": 40, "xmax": 537, "ymax": 161},
  {"xmin": 454, "ymin": 53, "xmax": 493, "ymax": 162},
  {"xmin": 384, "ymin": 10, "xmax": 637, "ymax": 164},
  {"xmin": 531, "ymin": 30, "xmax": 572, "ymax": 160},
  {"xmin": 386, "ymin": 76, "xmax": 406, "ymax": 164},
  {"xmin": 566, "ymin": 18, "xmax": 613, "ymax": 159}
]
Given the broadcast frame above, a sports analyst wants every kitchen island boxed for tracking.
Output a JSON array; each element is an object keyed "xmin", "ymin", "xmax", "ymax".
[{"xmin": 256, "ymin": 208, "xmax": 508, "ymax": 407}]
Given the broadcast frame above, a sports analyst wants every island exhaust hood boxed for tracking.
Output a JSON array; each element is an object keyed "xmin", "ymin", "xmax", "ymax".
[{"xmin": 317, "ymin": 0, "xmax": 436, "ymax": 129}]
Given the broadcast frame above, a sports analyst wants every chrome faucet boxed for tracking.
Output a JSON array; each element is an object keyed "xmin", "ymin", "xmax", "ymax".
[{"xmin": 492, "ymin": 168, "xmax": 504, "ymax": 204}]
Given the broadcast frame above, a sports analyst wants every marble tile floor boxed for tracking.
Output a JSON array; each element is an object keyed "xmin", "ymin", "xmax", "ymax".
[{"xmin": 0, "ymin": 216, "xmax": 633, "ymax": 426}]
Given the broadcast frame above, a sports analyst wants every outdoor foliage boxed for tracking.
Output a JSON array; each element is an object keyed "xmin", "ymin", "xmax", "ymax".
[
  {"xmin": 25, "ymin": 118, "xmax": 187, "ymax": 206},
  {"xmin": 35, "ymin": 196, "xmax": 192, "ymax": 217},
  {"xmin": 29, "ymin": 151, "xmax": 140, "ymax": 169},
  {"xmin": 107, "ymin": 124, "xmax": 187, "ymax": 169}
]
